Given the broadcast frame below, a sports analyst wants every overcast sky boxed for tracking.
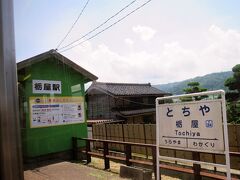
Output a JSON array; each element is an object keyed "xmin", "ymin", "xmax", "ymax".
[{"xmin": 14, "ymin": 0, "xmax": 240, "ymax": 84}]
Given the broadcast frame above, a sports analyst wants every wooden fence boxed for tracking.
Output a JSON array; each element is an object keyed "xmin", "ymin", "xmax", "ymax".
[{"xmin": 92, "ymin": 124, "xmax": 240, "ymax": 170}]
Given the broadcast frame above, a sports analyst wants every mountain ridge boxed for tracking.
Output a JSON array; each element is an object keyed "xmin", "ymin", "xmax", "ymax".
[{"xmin": 153, "ymin": 71, "xmax": 233, "ymax": 95}]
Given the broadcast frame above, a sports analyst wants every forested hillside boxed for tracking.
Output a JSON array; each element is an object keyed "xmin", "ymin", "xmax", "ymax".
[{"xmin": 154, "ymin": 71, "xmax": 233, "ymax": 95}]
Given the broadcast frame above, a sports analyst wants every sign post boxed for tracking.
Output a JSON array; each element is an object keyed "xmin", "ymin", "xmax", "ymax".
[{"xmin": 156, "ymin": 90, "xmax": 231, "ymax": 180}]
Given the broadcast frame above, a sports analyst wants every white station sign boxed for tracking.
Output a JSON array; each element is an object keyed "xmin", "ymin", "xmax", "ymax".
[
  {"xmin": 158, "ymin": 100, "xmax": 225, "ymax": 153},
  {"xmin": 32, "ymin": 80, "xmax": 62, "ymax": 94}
]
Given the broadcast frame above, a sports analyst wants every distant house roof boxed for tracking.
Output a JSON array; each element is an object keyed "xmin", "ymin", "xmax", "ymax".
[
  {"xmin": 17, "ymin": 49, "xmax": 98, "ymax": 83},
  {"xmin": 87, "ymin": 81, "xmax": 170, "ymax": 96}
]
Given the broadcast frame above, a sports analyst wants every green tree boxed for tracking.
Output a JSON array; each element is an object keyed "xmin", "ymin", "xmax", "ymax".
[
  {"xmin": 182, "ymin": 82, "xmax": 207, "ymax": 101},
  {"xmin": 224, "ymin": 64, "xmax": 240, "ymax": 123},
  {"xmin": 225, "ymin": 64, "xmax": 240, "ymax": 101},
  {"xmin": 183, "ymin": 82, "xmax": 207, "ymax": 94}
]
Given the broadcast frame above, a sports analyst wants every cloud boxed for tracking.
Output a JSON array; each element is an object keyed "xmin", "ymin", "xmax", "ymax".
[
  {"xmin": 65, "ymin": 41, "xmax": 199, "ymax": 84},
  {"xmin": 64, "ymin": 25, "xmax": 240, "ymax": 85},
  {"xmin": 200, "ymin": 25, "xmax": 240, "ymax": 73},
  {"xmin": 132, "ymin": 25, "xmax": 156, "ymax": 41},
  {"xmin": 124, "ymin": 38, "xmax": 134, "ymax": 46}
]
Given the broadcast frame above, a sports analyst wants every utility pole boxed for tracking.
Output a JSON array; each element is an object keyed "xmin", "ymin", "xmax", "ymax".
[{"xmin": 0, "ymin": 0, "xmax": 24, "ymax": 179}]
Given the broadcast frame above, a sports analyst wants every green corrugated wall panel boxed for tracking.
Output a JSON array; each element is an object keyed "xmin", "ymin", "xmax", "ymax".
[{"xmin": 19, "ymin": 57, "xmax": 88, "ymax": 158}]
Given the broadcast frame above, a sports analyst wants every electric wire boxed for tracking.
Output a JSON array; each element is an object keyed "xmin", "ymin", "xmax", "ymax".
[
  {"xmin": 57, "ymin": 0, "xmax": 137, "ymax": 51},
  {"xmin": 58, "ymin": 0, "xmax": 152, "ymax": 53},
  {"xmin": 56, "ymin": 0, "xmax": 90, "ymax": 50}
]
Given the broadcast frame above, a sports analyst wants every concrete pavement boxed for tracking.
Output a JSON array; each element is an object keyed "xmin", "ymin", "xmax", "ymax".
[{"xmin": 24, "ymin": 161, "xmax": 129, "ymax": 180}]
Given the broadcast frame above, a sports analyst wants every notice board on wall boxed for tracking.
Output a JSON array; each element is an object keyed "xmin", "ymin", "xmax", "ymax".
[{"xmin": 29, "ymin": 96, "xmax": 84, "ymax": 128}]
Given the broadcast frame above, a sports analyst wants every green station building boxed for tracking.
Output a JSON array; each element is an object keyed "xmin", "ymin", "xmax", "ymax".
[{"xmin": 17, "ymin": 50, "xmax": 97, "ymax": 159}]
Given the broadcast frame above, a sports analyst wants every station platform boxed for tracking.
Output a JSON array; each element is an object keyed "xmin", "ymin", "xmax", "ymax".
[{"xmin": 24, "ymin": 161, "xmax": 129, "ymax": 180}]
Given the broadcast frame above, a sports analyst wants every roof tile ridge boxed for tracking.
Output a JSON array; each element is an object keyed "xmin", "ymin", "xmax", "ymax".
[{"xmin": 92, "ymin": 81, "xmax": 151, "ymax": 86}]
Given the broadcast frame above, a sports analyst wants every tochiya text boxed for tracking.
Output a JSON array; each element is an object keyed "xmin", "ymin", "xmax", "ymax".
[{"xmin": 175, "ymin": 130, "xmax": 200, "ymax": 137}]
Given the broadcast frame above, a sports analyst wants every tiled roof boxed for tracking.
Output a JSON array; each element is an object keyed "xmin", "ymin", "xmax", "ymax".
[{"xmin": 87, "ymin": 81, "xmax": 170, "ymax": 96}]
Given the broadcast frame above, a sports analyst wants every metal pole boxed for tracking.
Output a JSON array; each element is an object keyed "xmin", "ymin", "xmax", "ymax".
[
  {"xmin": 221, "ymin": 91, "xmax": 231, "ymax": 180},
  {"xmin": 156, "ymin": 99, "xmax": 160, "ymax": 180},
  {"xmin": 0, "ymin": 0, "xmax": 24, "ymax": 179},
  {"xmin": 152, "ymin": 146, "xmax": 157, "ymax": 180}
]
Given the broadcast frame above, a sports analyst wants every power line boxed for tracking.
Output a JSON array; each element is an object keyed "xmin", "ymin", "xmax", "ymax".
[
  {"xmin": 59, "ymin": 0, "xmax": 151, "ymax": 53},
  {"xmin": 58, "ymin": 0, "xmax": 152, "ymax": 53},
  {"xmin": 56, "ymin": 0, "xmax": 90, "ymax": 50},
  {"xmin": 57, "ymin": 0, "xmax": 137, "ymax": 51}
]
